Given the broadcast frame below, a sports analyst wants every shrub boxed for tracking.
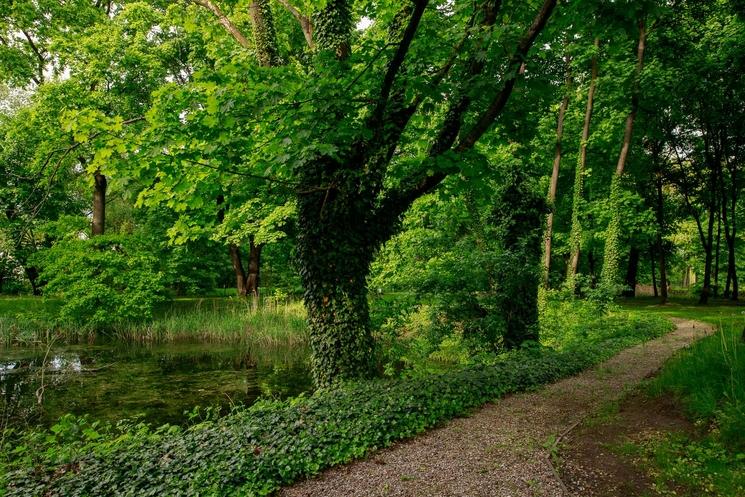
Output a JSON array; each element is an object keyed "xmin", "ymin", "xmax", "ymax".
[
  {"xmin": 2, "ymin": 312, "xmax": 672, "ymax": 497},
  {"xmin": 32, "ymin": 236, "xmax": 166, "ymax": 329}
]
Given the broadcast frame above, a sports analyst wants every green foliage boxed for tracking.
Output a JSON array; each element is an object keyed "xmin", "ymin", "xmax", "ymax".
[
  {"xmin": 1, "ymin": 311, "xmax": 672, "ymax": 497},
  {"xmin": 649, "ymin": 319, "xmax": 745, "ymax": 452},
  {"xmin": 635, "ymin": 434, "xmax": 745, "ymax": 496},
  {"xmin": 540, "ymin": 294, "xmax": 672, "ymax": 350},
  {"xmin": 32, "ymin": 236, "xmax": 166, "ymax": 328}
]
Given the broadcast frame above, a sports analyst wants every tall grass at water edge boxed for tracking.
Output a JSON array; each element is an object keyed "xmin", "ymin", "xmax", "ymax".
[
  {"xmin": 0, "ymin": 296, "xmax": 308, "ymax": 348},
  {"xmin": 113, "ymin": 298, "xmax": 308, "ymax": 347}
]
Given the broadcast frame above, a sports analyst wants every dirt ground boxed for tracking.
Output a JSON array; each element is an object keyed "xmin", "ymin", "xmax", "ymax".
[{"xmin": 559, "ymin": 391, "xmax": 693, "ymax": 497}]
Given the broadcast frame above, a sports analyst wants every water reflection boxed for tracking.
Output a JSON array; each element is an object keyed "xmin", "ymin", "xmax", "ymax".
[{"xmin": 0, "ymin": 343, "xmax": 311, "ymax": 428}]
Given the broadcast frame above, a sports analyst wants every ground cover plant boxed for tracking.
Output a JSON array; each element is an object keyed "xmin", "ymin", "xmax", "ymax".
[{"xmin": 0, "ymin": 309, "xmax": 672, "ymax": 497}]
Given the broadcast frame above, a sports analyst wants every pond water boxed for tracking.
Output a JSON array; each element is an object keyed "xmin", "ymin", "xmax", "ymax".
[{"xmin": 0, "ymin": 343, "xmax": 312, "ymax": 428}]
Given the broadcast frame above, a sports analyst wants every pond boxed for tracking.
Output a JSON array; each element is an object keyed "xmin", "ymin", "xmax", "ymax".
[{"xmin": 0, "ymin": 342, "xmax": 312, "ymax": 428}]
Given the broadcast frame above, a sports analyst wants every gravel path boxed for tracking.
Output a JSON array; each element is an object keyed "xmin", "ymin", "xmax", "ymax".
[{"xmin": 281, "ymin": 318, "xmax": 712, "ymax": 497}]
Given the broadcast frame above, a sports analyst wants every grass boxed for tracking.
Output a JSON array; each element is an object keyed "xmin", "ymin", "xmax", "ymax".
[
  {"xmin": 0, "ymin": 295, "xmax": 308, "ymax": 348},
  {"xmin": 619, "ymin": 297, "xmax": 745, "ymax": 497},
  {"xmin": 113, "ymin": 299, "xmax": 308, "ymax": 347}
]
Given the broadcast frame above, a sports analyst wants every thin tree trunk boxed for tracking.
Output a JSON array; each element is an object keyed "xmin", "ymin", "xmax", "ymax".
[
  {"xmin": 613, "ymin": 20, "xmax": 646, "ymax": 177},
  {"xmin": 651, "ymin": 247, "xmax": 658, "ymax": 297},
  {"xmin": 729, "ymin": 162, "xmax": 738, "ymax": 300},
  {"xmin": 542, "ymin": 55, "xmax": 571, "ymax": 288},
  {"xmin": 25, "ymin": 266, "xmax": 41, "ymax": 296},
  {"xmin": 567, "ymin": 38, "xmax": 600, "ymax": 285},
  {"xmin": 230, "ymin": 244, "xmax": 248, "ymax": 296},
  {"xmin": 601, "ymin": 19, "xmax": 646, "ymax": 286},
  {"xmin": 654, "ymin": 171, "xmax": 669, "ymax": 303},
  {"xmin": 700, "ymin": 220, "xmax": 714, "ymax": 305},
  {"xmin": 588, "ymin": 249, "xmax": 597, "ymax": 288},
  {"xmin": 715, "ymin": 204, "xmax": 722, "ymax": 297},
  {"xmin": 92, "ymin": 170, "xmax": 107, "ymax": 236},
  {"xmin": 699, "ymin": 170, "xmax": 717, "ymax": 305},
  {"xmin": 622, "ymin": 246, "xmax": 640, "ymax": 297}
]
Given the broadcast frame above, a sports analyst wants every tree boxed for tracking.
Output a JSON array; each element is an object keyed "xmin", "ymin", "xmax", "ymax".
[
  {"xmin": 567, "ymin": 37, "xmax": 599, "ymax": 287},
  {"xmin": 600, "ymin": 17, "xmax": 647, "ymax": 287},
  {"xmin": 542, "ymin": 54, "xmax": 571, "ymax": 288}
]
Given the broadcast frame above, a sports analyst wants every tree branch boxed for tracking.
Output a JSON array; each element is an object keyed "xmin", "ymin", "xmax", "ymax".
[
  {"xmin": 21, "ymin": 29, "xmax": 45, "ymax": 84},
  {"xmin": 376, "ymin": 0, "xmax": 557, "ymax": 220},
  {"xmin": 457, "ymin": 0, "xmax": 557, "ymax": 150},
  {"xmin": 274, "ymin": 0, "xmax": 314, "ymax": 48},
  {"xmin": 190, "ymin": 0, "xmax": 251, "ymax": 49},
  {"xmin": 371, "ymin": 0, "xmax": 429, "ymax": 126}
]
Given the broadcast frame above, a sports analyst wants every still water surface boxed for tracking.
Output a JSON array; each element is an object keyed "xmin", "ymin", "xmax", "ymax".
[{"xmin": 0, "ymin": 343, "xmax": 312, "ymax": 427}]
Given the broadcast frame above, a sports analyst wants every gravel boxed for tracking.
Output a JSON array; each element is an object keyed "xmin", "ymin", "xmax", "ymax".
[{"xmin": 281, "ymin": 319, "xmax": 712, "ymax": 497}]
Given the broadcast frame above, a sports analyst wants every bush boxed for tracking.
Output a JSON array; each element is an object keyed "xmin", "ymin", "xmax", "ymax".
[
  {"xmin": 32, "ymin": 236, "xmax": 166, "ymax": 328},
  {"xmin": 2, "ymin": 312, "xmax": 672, "ymax": 497}
]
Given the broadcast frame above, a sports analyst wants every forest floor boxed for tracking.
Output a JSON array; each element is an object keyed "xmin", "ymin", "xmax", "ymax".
[{"xmin": 282, "ymin": 319, "xmax": 713, "ymax": 497}]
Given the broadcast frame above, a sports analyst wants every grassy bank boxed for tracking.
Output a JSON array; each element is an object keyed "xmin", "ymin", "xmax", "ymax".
[
  {"xmin": 0, "ymin": 296, "xmax": 307, "ymax": 348},
  {"xmin": 1, "ymin": 308, "xmax": 673, "ymax": 496},
  {"xmin": 620, "ymin": 298, "xmax": 745, "ymax": 497}
]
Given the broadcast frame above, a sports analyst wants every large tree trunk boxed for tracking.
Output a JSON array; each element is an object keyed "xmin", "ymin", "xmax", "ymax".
[
  {"xmin": 294, "ymin": 143, "xmax": 396, "ymax": 386},
  {"xmin": 245, "ymin": 240, "xmax": 262, "ymax": 297},
  {"xmin": 92, "ymin": 170, "xmax": 107, "ymax": 236},
  {"xmin": 601, "ymin": 19, "xmax": 646, "ymax": 287},
  {"xmin": 567, "ymin": 38, "xmax": 600, "ymax": 286},
  {"xmin": 622, "ymin": 246, "xmax": 639, "ymax": 297},
  {"xmin": 542, "ymin": 55, "xmax": 571, "ymax": 288},
  {"xmin": 296, "ymin": 174, "xmax": 376, "ymax": 387}
]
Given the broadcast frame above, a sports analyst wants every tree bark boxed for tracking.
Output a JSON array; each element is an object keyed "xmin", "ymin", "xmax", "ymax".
[
  {"xmin": 622, "ymin": 246, "xmax": 639, "ymax": 297},
  {"xmin": 567, "ymin": 38, "xmax": 600, "ymax": 284},
  {"xmin": 229, "ymin": 244, "xmax": 248, "ymax": 296},
  {"xmin": 245, "ymin": 240, "xmax": 262, "ymax": 297},
  {"xmin": 700, "ymin": 211, "xmax": 715, "ymax": 305},
  {"xmin": 191, "ymin": 0, "xmax": 252, "ymax": 49},
  {"xmin": 249, "ymin": 0, "xmax": 281, "ymax": 66},
  {"xmin": 699, "ymin": 165, "xmax": 717, "ymax": 304},
  {"xmin": 92, "ymin": 170, "xmax": 107, "ymax": 236},
  {"xmin": 654, "ymin": 172, "xmax": 669, "ymax": 303},
  {"xmin": 713, "ymin": 202, "xmax": 716, "ymax": 297},
  {"xmin": 543, "ymin": 54, "xmax": 571, "ymax": 288},
  {"xmin": 24, "ymin": 266, "xmax": 41, "ymax": 296}
]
